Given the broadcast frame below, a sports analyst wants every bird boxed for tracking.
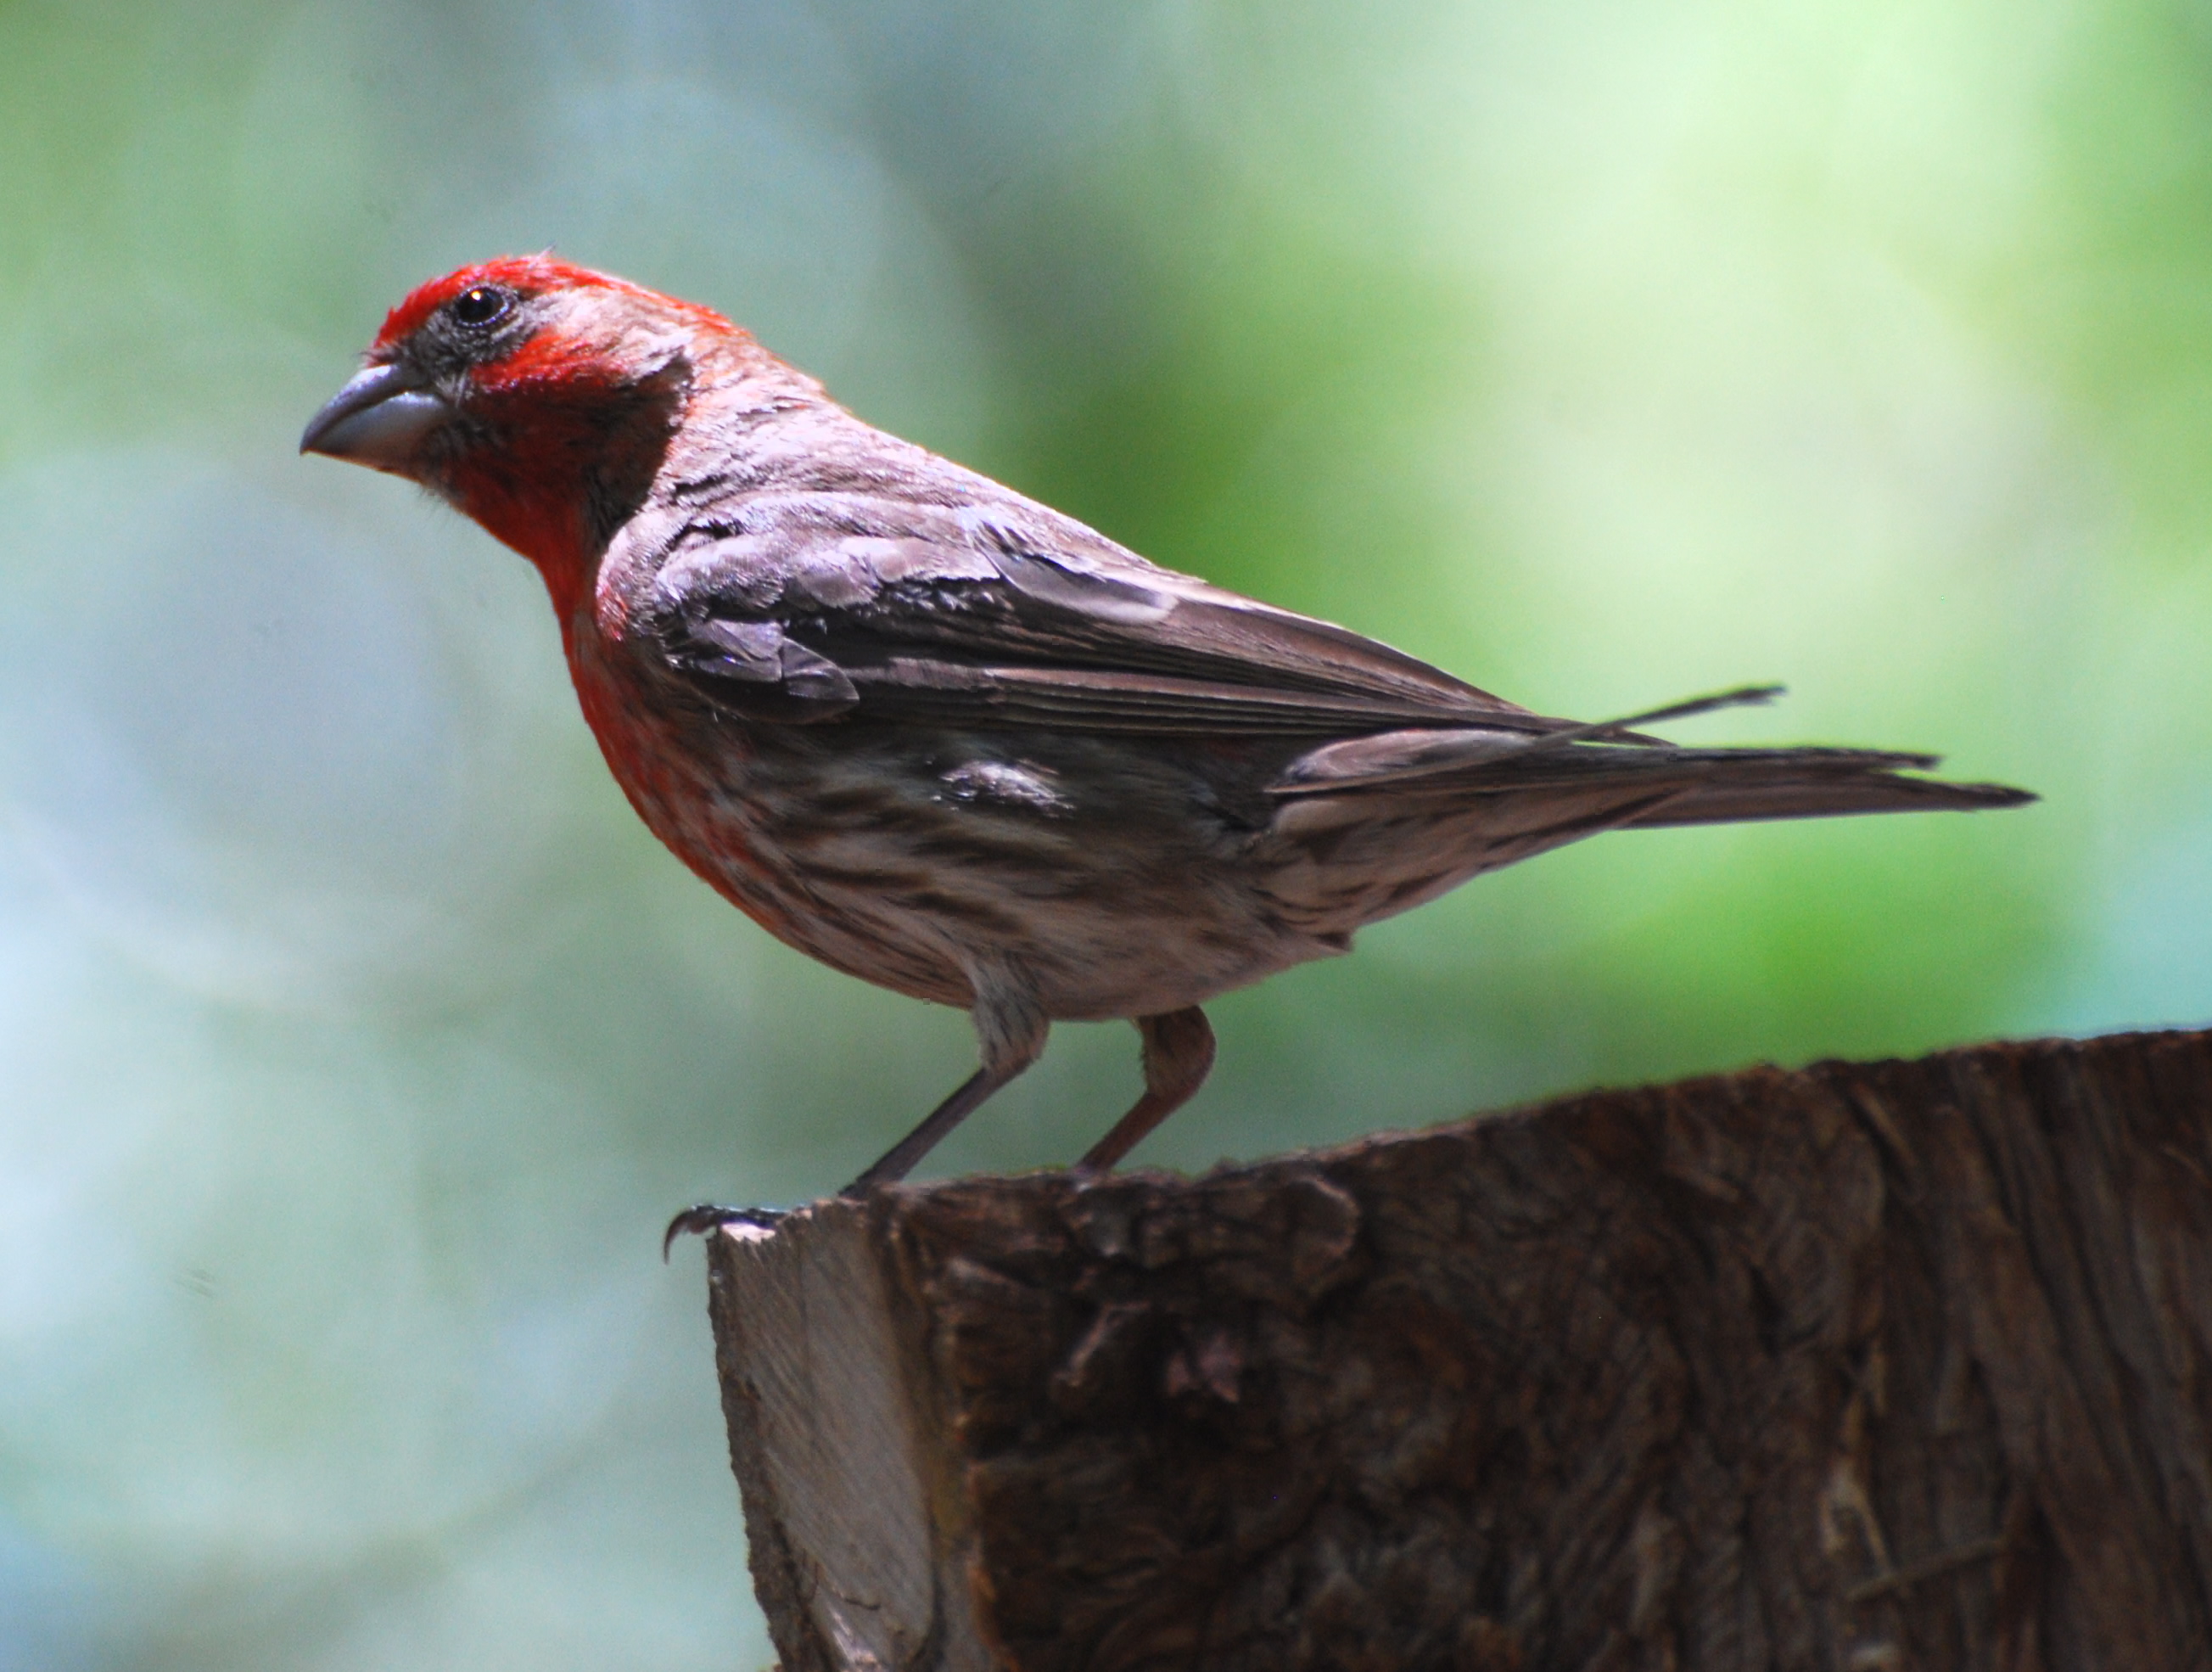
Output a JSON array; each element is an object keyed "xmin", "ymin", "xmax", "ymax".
[{"xmin": 300, "ymin": 255, "xmax": 2033, "ymax": 1219}]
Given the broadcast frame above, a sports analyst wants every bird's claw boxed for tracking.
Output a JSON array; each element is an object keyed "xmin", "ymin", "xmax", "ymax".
[{"xmin": 662, "ymin": 1203, "xmax": 788, "ymax": 1261}]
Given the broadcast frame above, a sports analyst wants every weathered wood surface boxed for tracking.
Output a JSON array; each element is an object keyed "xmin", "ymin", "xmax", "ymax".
[{"xmin": 703, "ymin": 1030, "xmax": 2212, "ymax": 1672}]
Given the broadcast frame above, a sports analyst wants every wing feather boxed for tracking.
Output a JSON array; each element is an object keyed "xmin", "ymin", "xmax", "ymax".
[{"xmin": 643, "ymin": 491, "xmax": 1552, "ymax": 736}]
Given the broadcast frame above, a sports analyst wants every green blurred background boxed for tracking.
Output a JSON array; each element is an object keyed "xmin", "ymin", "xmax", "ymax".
[{"xmin": 0, "ymin": 0, "xmax": 2198, "ymax": 1664}]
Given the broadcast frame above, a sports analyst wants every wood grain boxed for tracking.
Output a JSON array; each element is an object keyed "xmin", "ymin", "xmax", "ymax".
[{"xmin": 703, "ymin": 1030, "xmax": 2212, "ymax": 1671}]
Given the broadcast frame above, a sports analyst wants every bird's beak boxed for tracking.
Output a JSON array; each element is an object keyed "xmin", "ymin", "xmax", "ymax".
[{"xmin": 300, "ymin": 362, "xmax": 452, "ymax": 475}]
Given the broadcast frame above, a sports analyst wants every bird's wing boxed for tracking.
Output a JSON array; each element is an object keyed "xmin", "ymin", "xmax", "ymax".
[
  {"xmin": 636, "ymin": 490, "xmax": 1554, "ymax": 736},
  {"xmin": 629, "ymin": 487, "xmax": 2037, "ymax": 817}
]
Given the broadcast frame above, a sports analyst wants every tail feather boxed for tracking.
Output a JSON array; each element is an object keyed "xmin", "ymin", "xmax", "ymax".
[
  {"xmin": 1436, "ymin": 743, "xmax": 2034, "ymax": 824},
  {"xmin": 1268, "ymin": 687, "xmax": 2036, "ymax": 826},
  {"xmin": 1619, "ymin": 766, "xmax": 2036, "ymax": 827}
]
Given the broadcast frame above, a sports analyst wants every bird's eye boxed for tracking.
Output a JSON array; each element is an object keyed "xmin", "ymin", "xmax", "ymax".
[{"xmin": 450, "ymin": 286, "xmax": 512, "ymax": 328}]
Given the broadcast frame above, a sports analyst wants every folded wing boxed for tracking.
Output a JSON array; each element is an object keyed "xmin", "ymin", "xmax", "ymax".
[{"xmin": 641, "ymin": 491, "xmax": 1556, "ymax": 735}]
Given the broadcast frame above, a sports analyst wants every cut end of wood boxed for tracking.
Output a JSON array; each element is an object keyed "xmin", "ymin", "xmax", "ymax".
[{"xmin": 702, "ymin": 1030, "xmax": 2212, "ymax": 1672}]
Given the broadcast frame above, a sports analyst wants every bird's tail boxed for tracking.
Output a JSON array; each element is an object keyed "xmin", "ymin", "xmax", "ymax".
[
  {"xmin": 1269, "ymin": 686, "xmax": 2036, "ymax": 825},
  {"xmin": 1606, "ymin": 749, "xmax": 2034, "ymax": 826}
]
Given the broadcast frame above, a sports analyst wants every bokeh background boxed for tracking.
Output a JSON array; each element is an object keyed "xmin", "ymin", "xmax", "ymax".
[{"xmin": 1, "ymin": 0, "xmax": 2204, "ymax": 1664}]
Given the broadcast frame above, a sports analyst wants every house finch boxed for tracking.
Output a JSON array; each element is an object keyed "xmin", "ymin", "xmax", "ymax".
[{"xmin": 301, "ymin": 255, "xmax": 2032, "ymax": 1215}]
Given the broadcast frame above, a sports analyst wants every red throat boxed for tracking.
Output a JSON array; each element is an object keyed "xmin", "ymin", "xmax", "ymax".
[
  {"xmin": 441, "ymin": 334, "xmax": 641, "ymax": 619},
  {"xmin": 450, "ymin": 460, "xmax": 602, "ymax": 626}
]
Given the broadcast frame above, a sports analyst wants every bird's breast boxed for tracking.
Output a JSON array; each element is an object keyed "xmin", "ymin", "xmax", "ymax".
[{"xmin": 559, "ymin": 615, "xmax": 985, "ymax": 1006}]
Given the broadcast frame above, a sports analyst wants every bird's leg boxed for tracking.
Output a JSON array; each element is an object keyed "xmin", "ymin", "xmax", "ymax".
[
  {"xmin": 839, "ymin": 1065, "xmax": 1012, "ymax": 1195},
  {"xmin": 1075, "ymin": 1007, "xmax": 1217, "ymax": 1175},
  {"xmin": 841, "ymin": 976, "xmax": 1048, "ymax": 1197}
]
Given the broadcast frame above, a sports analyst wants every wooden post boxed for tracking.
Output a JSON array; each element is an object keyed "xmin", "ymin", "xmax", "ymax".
[{"xmin": 701, "ymin": 1030, "xmax": 2212, "ymax": 1671}]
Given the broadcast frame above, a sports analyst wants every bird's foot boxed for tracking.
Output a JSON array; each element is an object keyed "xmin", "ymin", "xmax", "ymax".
[{"xmin": 662, "ymin": 1203, "xmax": 788, "ymax": 1261}]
